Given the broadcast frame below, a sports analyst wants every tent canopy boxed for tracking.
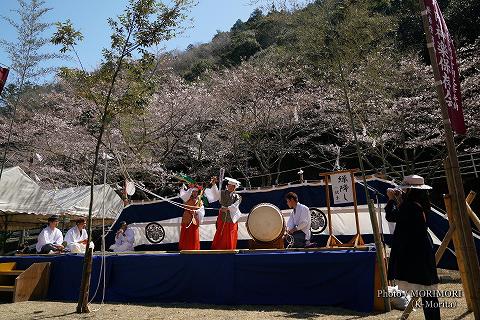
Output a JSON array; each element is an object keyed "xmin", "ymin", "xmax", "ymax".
[
  {"xmin": 0, "ymin": 167, "xmax": 123, "ymax": 231},
  {"xmin": 0, "ymin": 166, "xmax": 62, "ymax": 216},
  {"xmin": 0, "ymin": 167, "xmax": 62, "ymax": 230},
  {"xmin": 47, "ymin": 184, "xmax": 123, "ymax": 221}
]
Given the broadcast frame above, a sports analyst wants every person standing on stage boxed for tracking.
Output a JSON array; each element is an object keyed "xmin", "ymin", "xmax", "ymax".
[
  {"xmin": 178, "ymin": 184, "xmax": 205, "ymax": 250},
  {"xmin": 386, "ymin": 175, "xmax": 440, "ymax": 320},
  {"xmin": 205, "ymin": 176, "xmax": 242, "ymax": 249},
  {"xmin": 36, "ymin": 215, "xmax": 64, "ymax": 254},
  {"xmin": 64, "ymin": 218, "xmax": 94, "ymax": 253},
  {"xmin": 285, "ymin": 192, "xmax": 311, "ymax": 248}
]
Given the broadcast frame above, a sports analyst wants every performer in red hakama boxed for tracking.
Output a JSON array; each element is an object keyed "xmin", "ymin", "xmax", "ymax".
[
  {"xmin": 178, "ymin": 185, "xmax": 205, "ymax": 250},
  {"xmin": 205, "ymin": 176, "xmax": 242, "ymax": 250}
]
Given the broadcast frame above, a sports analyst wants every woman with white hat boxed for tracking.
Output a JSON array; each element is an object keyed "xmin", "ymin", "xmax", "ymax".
[
  {"xmin": 385, "ymin": 175, "xmax": 440, "ymax": 319},
  {"xmin": 205, "ymin": 176, "xmax": 242, "ymax": 249}
]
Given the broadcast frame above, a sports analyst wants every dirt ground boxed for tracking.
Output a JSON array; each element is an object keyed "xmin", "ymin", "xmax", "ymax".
[{"xmin": 0, "ymin": 269, "xmax": 474, "ymax": 320}]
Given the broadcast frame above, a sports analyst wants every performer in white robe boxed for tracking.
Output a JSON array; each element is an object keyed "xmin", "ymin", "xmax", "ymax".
[
  {"xmin": 36, "ymin": 215, "xmax": 64, "ymax": 254},
  {"xmin": 64, "ymin": 218, "xmax": 94, "ymax": 253},
  {"xmin": 178, "ymin": 185, "xmax": 206, "ymax": 250},
  {"xmin": 205, "ymin": 177, "xmax": 243, "ymax": 249},
  {"xmin": 109, "ymin": 221, "xmax": 135, "ymax": 252}
]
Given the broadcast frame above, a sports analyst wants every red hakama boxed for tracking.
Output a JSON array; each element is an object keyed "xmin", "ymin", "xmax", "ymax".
[
  {"xmin": 211, "ymin": 210, "xmax": 238, "ymax": 250},
  {"xmin": 178, "ymin": 198, "xmax": 201, "ymax": 250},
  {"xmin": 179, "ymin": 223, "xmax": 200, "ymax": 250}
]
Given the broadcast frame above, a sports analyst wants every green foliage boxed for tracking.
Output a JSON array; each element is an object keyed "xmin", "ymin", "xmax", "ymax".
[
  {"xmin": 230, "ymin": 19, "xmax": 246, "ymax": 32},
  {"xmin": 223, "ymin": 30, "xmax": 262, "ymax": 66},
  {"xmin": 183, "ymin": 59, "xmax": 214, "ymax": 81},
  {"xmin": 51, "ymin": 19, "xmax": 84, "ymax": 53},
  {"xmin": 169, "ymin": 0, "xmax": 479, "ymax": 84},
  {"xmin": 291, "ymin": 0, "xmax": 396, "ymax": 81},
  {"xmin": 53, "ymin": 0, "xmax": 194, "ymax": 123}
]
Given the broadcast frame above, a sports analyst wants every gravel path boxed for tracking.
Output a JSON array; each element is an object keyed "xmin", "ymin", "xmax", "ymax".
[{"xmin": 0, "ymin": 270, "xmax": 474, "ymax": 320}]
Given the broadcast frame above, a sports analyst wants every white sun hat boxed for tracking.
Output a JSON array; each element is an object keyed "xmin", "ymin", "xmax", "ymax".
[
  {"xmin": 225, "ymin": 177, "xmax": 241, "ymax": 187},
  {"xmin": 398, "ymin": 175, "xmax": 432, "ymax": 190}
]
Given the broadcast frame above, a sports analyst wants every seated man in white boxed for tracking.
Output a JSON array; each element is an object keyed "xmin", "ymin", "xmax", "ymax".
[
  {"xmin": 36, "ymin": 215, "xmax": 64, "ymax": 254},
  {"xmin": 285, "ymin": 192, "xmax": 311, "ymax": 248},
  {"xmin": 65, "ymin": 218, "xmax": 94, "ymax": 253},
  {"xmin": 109, "ymin": 221, "xmax": 135, "ymax": 252}
]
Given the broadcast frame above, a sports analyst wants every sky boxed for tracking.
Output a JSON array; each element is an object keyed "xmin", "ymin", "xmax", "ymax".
[{"xmin": 0, "ymin": 0, "xmax": 260, "ymax": 78}]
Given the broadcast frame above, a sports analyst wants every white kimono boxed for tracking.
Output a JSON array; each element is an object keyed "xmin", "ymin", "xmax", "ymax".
[
  {"xmin": 287, "ymin": 202, "xmax": 312, "ymax": 241},
  {"xmin": 109, "ymin": 227, "xmax": 135, "ymax": 252},
  {"xmin": 36, "ymin": 227, "xmax": 63, "ymax": 253},
  {"xmin": 204, "ymin": 184, "xmax": 242, "ymax": 223},
  {"xmin": 64, "ymin": 226, "xmax": 94, "ymax": 253}
]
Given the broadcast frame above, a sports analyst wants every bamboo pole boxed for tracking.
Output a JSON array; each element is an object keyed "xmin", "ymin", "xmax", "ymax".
[
  {"xmin": 419, "ymin": 1, "xmax": 480, "ymax": 316},
  {"xmin": 445, "ymin": 160, "xmax": 473, "ymax": 310},
  {"xmin": 338, "ymin": 62, "xmax": 390, "ymax": 312}
]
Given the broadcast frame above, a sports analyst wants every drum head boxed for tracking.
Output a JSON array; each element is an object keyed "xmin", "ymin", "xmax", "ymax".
[{"xmin": 247, "ymin": 203, "xmax": 284, "ymax": 242}]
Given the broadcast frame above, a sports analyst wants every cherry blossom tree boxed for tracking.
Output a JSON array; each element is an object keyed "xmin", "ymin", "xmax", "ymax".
[{"xmin": 51, "ymin": 0, "xmax": 194, "ymax": 313}]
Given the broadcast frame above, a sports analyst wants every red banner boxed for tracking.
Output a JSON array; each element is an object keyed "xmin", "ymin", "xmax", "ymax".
[
  {"xmin": 424, "ymin": 0, "xmax": 466, "ymax": 135},
  {"xmin": 0, "ymin": 67, "xmax": 9, "ymax": 95}
]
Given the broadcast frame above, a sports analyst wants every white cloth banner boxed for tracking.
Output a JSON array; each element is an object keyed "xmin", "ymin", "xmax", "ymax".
[
  {"xmin": 125, "ymin": 204, "xmax": 407, "ymax": 248},
  {"xmin": 331, "ymin": 173, "xmax": 354, "ymax": 204},
  {"xmin": 129, "ymin": 214, "xmax": 254, "ymax": 247}
]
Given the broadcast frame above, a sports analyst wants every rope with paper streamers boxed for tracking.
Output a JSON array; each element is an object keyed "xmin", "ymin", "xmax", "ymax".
[{"xmin": 134, "ymin": 182, "xmax": 219, "ymax": 211}]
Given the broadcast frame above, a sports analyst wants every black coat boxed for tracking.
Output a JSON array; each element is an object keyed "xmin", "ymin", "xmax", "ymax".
[{"xmin": 385, "ymin": 199, "xmax": 439, "ymax": 286}]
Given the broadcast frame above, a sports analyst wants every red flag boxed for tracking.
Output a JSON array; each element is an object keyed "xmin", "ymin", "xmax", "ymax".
[
  {"xmin": 0, "ymin": 67, "xmax": 9, "ymax": 95},
  {"xmin": 424, "ymin": 0, "xmax": 466, "ymax": 135}
]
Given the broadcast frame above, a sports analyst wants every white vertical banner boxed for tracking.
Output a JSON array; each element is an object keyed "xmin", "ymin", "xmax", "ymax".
[{"xmin": 331, "ymin": 173, "xmax": 354, "ymax": 205}]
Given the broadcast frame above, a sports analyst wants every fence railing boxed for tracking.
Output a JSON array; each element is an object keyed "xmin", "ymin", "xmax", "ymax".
[{"xmin": 363, "ymin": 151, "xmax": 480, "ymax": 182}]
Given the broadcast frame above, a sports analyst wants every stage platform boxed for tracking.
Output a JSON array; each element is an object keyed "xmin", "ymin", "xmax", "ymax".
[{"xmin": 0, "ymin": 249, "xmax": 377, "ymax": 312}]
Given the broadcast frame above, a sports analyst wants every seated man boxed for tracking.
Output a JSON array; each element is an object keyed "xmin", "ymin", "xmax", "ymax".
[
  {"xmin": 65, "ymin": 218, "xmax": 94, "ymax": 253},
  {"xmin": 285, "ymin": 192, "xmax": 311, "ymax": 248},
  {"xmin": 36, "ymin": 215, "xmax": 64, "ymax": 254},
  {"xmin": 109, "ymin": 221, "xmax": 135, "ymax": 252}
]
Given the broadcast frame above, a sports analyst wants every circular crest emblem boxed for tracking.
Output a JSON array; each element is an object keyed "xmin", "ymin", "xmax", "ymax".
[
  {"xmin": 145, "ymin": 222, "xmax": 165, "ymax": 244},
  {"xmin": 310, "ymin": 208, "xmax": 327, "ymax": 234}
]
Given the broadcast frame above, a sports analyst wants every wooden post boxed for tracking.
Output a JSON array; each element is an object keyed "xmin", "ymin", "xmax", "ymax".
[
  {"xmin": 445, "ymin": 161, "xmax": 474, "ymax": 310},
  {"xmin": 323, "ymin": 175, "xmax": 342, "ymax": 247},
  {"xmin": 419, "ymin": 0, "xmax": 480, "ymax": 316},
  {"xmin": 466, "ymin": 191, "xmax": 476, "ymax": 205},
  {"xmin": 348, "ymin": 171, "xmax": 364, "ymax": 246},
  {"xmin": 325, "ymin": 175, "xmax": 332, "ymax": 236},
  {"xmin": 465, "ymin": 192, "xmax": 480, "ymax": 232},
  {"xmin": 397, "ymin": 189, "xmax": 478, "ymax": 319}
]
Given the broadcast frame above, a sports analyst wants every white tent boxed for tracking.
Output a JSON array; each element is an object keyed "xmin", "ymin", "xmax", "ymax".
[
  {"xmin": 47, "ymin": 184, "xmax": 123, "ymax": 221},
  {"xmin": 0, "ymin": 166, "xmax": 62, "ymax": 230},
  {"xmin": 0, "ymin": 167, "xmax": 124, "ymax": 231}
]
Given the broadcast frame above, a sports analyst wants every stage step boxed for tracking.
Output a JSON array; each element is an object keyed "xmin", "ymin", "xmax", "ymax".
[
  {"xmin": 0, "ymin": 270, "xmax": 24, "ymax": 276},
  {"xmin": 0, "ymin": 262, "xmax": 50, "ymax": 302},
  {"xmin": 0, "ymin": 285, "xmax": 15, "ymax": 292}
]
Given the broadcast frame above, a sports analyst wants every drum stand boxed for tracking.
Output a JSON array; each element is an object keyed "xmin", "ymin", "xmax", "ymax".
[{"xmin": 248, "ymin": 238, "xmax": 284, "ymax": 250}]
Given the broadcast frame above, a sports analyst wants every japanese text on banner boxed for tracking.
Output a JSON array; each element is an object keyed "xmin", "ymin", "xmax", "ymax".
[{"xmin": 331, "ymin": 173, "xmax": 354, "ymax": 205}]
